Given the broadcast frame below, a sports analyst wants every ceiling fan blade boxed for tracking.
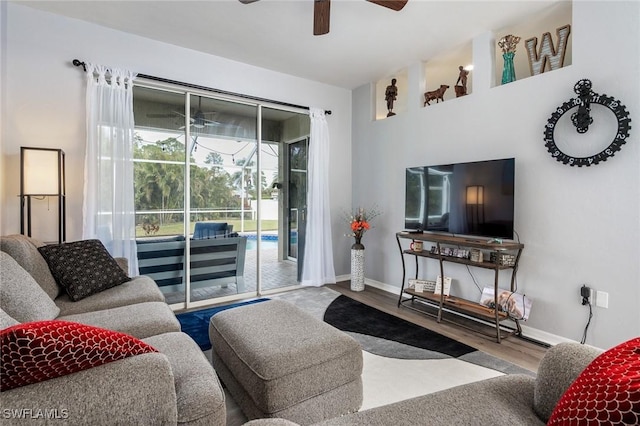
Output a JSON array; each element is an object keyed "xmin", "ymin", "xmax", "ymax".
[
  {"xmin": 147, "ymin": 113, "xmax": 177, "ymax": 118},
  {"xmin": 238, "ymin": 0, "xmax": 259, "ymax": 4},
  {"xmin": 314, "ymin": 0, "xmax": 330, "ymax": 36},
  {"xmin": 366, "ymin": 0, "xmax": 408, "ymax": 12}
]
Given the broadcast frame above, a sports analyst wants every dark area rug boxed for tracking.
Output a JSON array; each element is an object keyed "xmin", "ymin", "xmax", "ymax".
[
  {"xmin": 176, "ymin": 298, "xmax": 269, "ymax": 350},
  {"xmin": 324, "ymin": 295, "xmax": 476, "ymax": 358}
]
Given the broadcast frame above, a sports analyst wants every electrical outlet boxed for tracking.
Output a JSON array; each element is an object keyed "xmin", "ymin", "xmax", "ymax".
[
  {"xmin": 580, "ymin": 285, "xmax": 591, "ymax": 305},
  {"xmin": 596, "ymin": 291, "xmax": 609, "ymax": 309}
]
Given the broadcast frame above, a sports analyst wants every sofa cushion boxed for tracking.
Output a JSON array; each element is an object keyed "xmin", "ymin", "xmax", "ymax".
[
  {"xmin": 533, "ymin": 342, "xmax": 603, "ymax": 422},
  {"xmin": 38, "ymin": 239, "xmax": 131, "ymax": 301},
  {"xmin": 1, "ymin": 308, "xmax": 20, "ymax": 329},
  {"xmin": 0, "ymin": 252, "xmax": 60, "ymax": 322},
  {"xmin": 547, "ymin": 337, "xmax": 640, "ymax": 425},
  {"xmin": 0, "ymin": 234, "xmax": 61, "ymax": 299},
  {"xmin": 315, "ymin": 374, "xmax": 541, "ymax": 426},
  {"xmin": 55, "ymin": 275, "xmax": 165, "ymax": 316},
  {"xmin": 144, "ymin": 331, "xmax": 226, "ymax": 425},
  {"xmin": 58, "ymin": 301, "xmax": 180, "ymax": 339},
  {"xmin": 193, "ymin": 222, "xmax": 228, "ymax": 239},
  {"xmin": 1, "ymin": 320, "xmax": 157, "ymax": 391}
]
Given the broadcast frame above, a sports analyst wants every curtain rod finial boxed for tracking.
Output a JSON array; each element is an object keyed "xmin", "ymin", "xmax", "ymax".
[{"xmin": 72, "ymin": 59, "xmax": 86, "ymax": 72}]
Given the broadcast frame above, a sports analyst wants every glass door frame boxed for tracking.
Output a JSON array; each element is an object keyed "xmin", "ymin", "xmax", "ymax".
[
  {"xmin": 283, "ymin": 137, "xmax": 310, "ymax": 284},
  {"xmin": 134, "ymin": 80, "xmax": 307, "ymax": 311},
  {"xmin": 184, "ymin": 93, "xmax": 263, "ymax": 310}
]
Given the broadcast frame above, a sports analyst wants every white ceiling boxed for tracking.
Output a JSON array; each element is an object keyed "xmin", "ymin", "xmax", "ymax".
[{"xmin": 16, "ymin": 0, "xmax": 560, "ymax": 89}]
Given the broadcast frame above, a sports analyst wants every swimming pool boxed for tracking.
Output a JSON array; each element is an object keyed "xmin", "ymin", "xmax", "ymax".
[
  {"xmin": 246, "ymin": 239, "xmax": 278, "ymax": 250},
  {"xmin": 244, "ymin": 233, "xmax": 296, "ymax": 250}
]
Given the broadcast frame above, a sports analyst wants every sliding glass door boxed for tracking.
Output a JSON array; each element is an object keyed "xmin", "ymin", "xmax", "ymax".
[
  {"xmin": 132, "ymin": 87, "xmax": 188, "ymax": 305},
  {"xmin": 186, "ymin": 94, "xmax": 258, "ymax": 303},
  {"xmin": 132, "ymin": 85, "xmax": 310, "ymax": 309},
  {"xmin": 257, "ymin": 108, "xmax": 309, "ymax": 292}
]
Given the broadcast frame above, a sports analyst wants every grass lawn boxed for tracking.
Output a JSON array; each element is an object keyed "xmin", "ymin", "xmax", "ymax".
[{"xmin": 136, "ymin": 219, "xmax": 278, "ymax": 238}]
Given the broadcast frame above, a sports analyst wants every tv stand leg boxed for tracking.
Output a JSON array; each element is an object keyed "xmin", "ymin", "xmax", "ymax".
[
  {"xmin": 397, "ymin": 234, "xmax": 406, "ymax": 307},
  {"xmin": 494, "ymin": 268, "xmax": 501, "ymax": 343}
]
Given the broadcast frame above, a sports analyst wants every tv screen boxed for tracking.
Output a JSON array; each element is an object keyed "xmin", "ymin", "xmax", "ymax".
[{"xmin": 405, "ymin": 158, "xmax": 515, "ymax": 239}]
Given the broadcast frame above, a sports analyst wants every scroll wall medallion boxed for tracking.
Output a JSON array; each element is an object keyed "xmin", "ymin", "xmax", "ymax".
[{"xmin": 544, "ymin": 79, "xmax": 632, "ymax": 167}]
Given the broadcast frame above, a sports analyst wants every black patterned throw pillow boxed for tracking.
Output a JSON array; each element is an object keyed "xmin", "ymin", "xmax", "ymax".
[{"xmin": 38, "ymin": 240, "xmax": 131, "ymax": 302}]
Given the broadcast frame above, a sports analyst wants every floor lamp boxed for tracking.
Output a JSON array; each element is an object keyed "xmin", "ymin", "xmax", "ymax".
[
  {"xmin": 20, "ymin": 147, "xmax": 66, "ymax": 244},
  {"xmin": 466, "ymin": 185, "xmax": 484, "ymax": 234}
]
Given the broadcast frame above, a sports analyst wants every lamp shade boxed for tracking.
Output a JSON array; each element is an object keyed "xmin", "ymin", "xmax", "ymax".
[
  {"xmin": 21, "ymin": 148, "xmax": 64, "ymax": 195},
  {"xmin": 19, "ymin": 147, "xmax": 66, "ymax": 244},
  {"xmin": 466, "ymin": 185, "xmax": 484, "ymax": 205}
]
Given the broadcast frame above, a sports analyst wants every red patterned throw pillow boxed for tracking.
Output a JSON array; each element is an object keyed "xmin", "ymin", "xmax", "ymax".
[
  {"xmin": 1, "ymin": 320, "xmax": 158, "ymax": 391},
  {"xmin": 547, "ymin": 337, "xmax": 640, "ymax": 425}
]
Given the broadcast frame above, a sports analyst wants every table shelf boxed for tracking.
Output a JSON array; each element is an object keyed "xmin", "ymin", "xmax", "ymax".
[
  {"xmin": 396, "ymin": 232, "xmax": 524, "ymax": 343},
  {"xmin": 402, "ymin": 249, "xmax": 517, "ymax": 270}
]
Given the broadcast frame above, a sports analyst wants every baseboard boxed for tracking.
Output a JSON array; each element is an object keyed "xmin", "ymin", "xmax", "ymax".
[
  {"xmin": 364, "ymin": 277, "xmax": 402, "ymax": 295},
  {"xmin": 335, "ymin": 274, "xmax": 350, "ymax": 283},
  {"xmin": 518, "ymin": 325, "xmax": 579, "ymax": 346},
  {"xmin": 361, "ymin": 277, "xmax": 576, "ymax": 348}
]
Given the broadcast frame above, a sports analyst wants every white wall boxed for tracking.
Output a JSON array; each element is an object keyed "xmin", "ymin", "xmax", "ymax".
[
  {"xmin": 1, "ymin": 3, "xmax": 353, "ymax": 272},
  {"xmin": 352, "ymin": 0, "xmax": 640, "ymax": 349},
  {"xmin": 3, "ymin": 2, "xmax": 638, "ymax": 349},
  {"xmin": 0, "ymin": 1, "xmax": 6, "ymax": 234}
]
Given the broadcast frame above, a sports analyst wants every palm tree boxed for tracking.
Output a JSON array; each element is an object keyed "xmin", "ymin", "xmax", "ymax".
[{"xmin": 231, "ymin": 158, "xmax": 254, "ymax": 206}]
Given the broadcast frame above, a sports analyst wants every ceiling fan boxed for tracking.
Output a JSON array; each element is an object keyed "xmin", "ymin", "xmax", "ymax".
[
  {"xmin": 147, "ymin": 111, "xmax": 224, "ymax": 130},
  {"xmin": 147, "ymin": 98, "xmax": 229, "ymax": 130},
  {"xmin": 239, "ymin": 0, "xmax": 408, "ymax": 36}
]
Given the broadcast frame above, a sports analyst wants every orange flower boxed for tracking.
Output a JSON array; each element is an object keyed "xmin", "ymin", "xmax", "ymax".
[{"xmin": 344, "ymin": 206, "xmax": 381, "ymax": 243}]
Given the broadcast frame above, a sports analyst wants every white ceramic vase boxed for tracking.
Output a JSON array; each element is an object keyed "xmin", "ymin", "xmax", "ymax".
[{"xmin": 350, "ymin": 245, "xmax": 365, "ymax": 292}]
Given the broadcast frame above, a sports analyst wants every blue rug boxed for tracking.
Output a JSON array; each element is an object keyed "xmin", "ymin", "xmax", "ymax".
[{"xmin": 176, "ymin": 298, "xmax": 270, "ymax": 350}]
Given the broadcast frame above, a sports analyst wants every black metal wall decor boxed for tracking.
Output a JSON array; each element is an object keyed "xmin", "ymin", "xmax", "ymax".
[
  {"xmin": 543, "ymin": 79, "xmax": 632, "ymax": 167},
  {"xmin": 20, "ymin": 147, "xmax": 66, "ymax": 243}
]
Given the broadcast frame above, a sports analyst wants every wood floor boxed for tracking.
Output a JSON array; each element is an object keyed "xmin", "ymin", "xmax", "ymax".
[{"xmin": 327, "ymin": 281, "xmax": 548, "ymax": 373}]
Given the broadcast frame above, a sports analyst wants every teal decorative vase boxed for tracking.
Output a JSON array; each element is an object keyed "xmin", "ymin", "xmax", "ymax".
[{"xmin": 501, "ymin": 52, "xmax": 516, "ymax": 85}]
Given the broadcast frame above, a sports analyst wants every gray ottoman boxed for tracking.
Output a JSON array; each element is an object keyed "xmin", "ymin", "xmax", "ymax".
[{"xmin": 209, "ymin": 299, "xmax": 363, "ymax": 425}]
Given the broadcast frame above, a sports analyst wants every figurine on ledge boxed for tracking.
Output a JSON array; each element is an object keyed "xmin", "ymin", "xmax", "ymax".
[
  {"xmin": 455, "ymin": 65, "xmax": 469, "ymax": 97},
  {"xmin": 385, "ymin": 78, "xmax": 398, "ymax": 117}
]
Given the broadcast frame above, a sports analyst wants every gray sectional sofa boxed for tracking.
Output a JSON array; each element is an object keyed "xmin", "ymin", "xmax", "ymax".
[
  {"xmin": 0, "ymin": 233, "xmax": 610, "ymax": 426},
  {"xmin": 0, "ymin": 234, "xmax": 225, "ymax": 425}
]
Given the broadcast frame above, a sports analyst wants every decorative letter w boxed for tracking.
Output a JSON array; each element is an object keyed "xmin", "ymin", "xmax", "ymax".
[{"xmin": 525, "ymin": 25, "xmax": 571, "ymax": 75}]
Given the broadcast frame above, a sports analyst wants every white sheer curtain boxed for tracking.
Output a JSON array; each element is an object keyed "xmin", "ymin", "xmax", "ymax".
[
  {"xmin": 301, "ymin": 108, "xmax": 336, "ymax": 287},
  {"xmin": 82, "ymin": 64, "xmax": 139, "ymax": 276}
]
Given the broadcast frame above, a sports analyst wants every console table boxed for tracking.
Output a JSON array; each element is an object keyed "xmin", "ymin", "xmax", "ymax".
[{"xmin": 396, "ymin": 232, "xmax": 524, "ymax": 342}]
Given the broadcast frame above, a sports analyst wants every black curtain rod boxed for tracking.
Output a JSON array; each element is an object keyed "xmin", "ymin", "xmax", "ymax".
[{"xmin": 72, "ymin": 59, "xmax": 331, "ymax": 115}]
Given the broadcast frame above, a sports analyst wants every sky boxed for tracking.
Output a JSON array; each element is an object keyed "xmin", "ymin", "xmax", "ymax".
[{"xmin": 135, "ymin": 128, "xmax": 281, "ymax": 185}]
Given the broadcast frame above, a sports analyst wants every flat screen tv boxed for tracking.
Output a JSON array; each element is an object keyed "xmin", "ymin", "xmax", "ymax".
[{"xmin": 405, "ymin": 158, "xmax": 515, "ymax": 239}]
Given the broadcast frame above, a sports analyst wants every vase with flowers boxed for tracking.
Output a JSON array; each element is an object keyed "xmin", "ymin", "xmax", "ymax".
[
  {"xmin": 498, "ymin": 34, "xmax": 521, "ymax": 85},
  {"xmin": 345, "ymin": 206, "xmax": 381, "ymax": 291}
]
